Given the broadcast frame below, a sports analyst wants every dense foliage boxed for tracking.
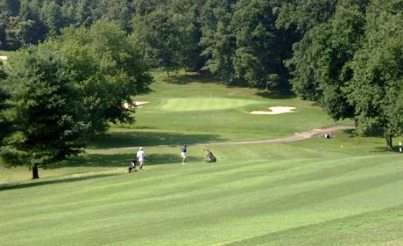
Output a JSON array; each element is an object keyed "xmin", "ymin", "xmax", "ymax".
[
  {"xmin": 0, "ymin": 62, "xmax": 9, "ymax": 144},
  {"xmin": 0, "ymin": 0, "xmax": 292, "ymax": 88},
  {"xmin": 285, "ymin": 0, "xmax": 368, "ymax": 119},
  {"xmin": 280, "ymin": 0, "xmax": 402, "ymax": 149},
  {"xmin": 0, "ymin": 0, "xmax": 137, "ymax": 49},
  {"xmin": 0, "ymin": 0, "xmax": 401, "ymax": 168},
  {"xmin": 0, "ymin": 47, "xmax": 90, "ymax": 178},
  {"xmin": 0, "ymin": 20, "xmax": 152, "ymax": 178},
  {"xmin": 346, "ymin": 0, "xmax": 403, "ymax": 150}
]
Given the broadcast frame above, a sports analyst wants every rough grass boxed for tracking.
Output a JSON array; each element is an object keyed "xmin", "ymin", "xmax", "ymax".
[{"xmin": 1, "ymin": 71, "xmax": 402, "ymax": 245}]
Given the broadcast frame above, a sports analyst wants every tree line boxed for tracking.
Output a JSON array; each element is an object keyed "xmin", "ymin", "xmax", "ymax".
[
  {"xmin": 283, "ymin": 0, "xmax": 402, "ymax": 151},
  {"xmin": 1, "ymin": 0, "xmax": 295, "ymax": 87},
  {"xmin": 0, "ymin": 20, "xmax": 152, "ymax": 178},
  {"xmin": 0, "ymin": 0, "xmax": 402, "ymax": 178}
]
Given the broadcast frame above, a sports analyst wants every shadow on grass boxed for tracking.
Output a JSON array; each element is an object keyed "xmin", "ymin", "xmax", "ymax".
[
  {"xmin": 88, "ymin": 131, "xmax": 224, "ymax": 148},
  {"xmin": 344, "ymin": 129, "xmax": 355, "ymax": 137},
  {"xmin": 226, "ymin": 202, "xmax": 403, "ymax": 246},
  {"xmin": 0, "ymin": 173, "xmax": 119, "ymax": 191},
  {"xmin": 163, "ymin": 72, "xmax": 218, "ymax": 85},
  {"xmin": 370, "ymin": 146, "xmax": 403, "ymax": 153},
  {"xmin": 0, "ymin": 153, "xmax": 204, "ymax": 190},
  {"xmin": 255, "ymin": 90, "xmax": 296, "ymax": 100},
  {"xmin": 50, "ymin": 153, "xmax": 204, "ymax": 169}
]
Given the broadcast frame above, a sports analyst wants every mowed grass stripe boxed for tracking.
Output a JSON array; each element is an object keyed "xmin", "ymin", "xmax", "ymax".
[
  {"xmin": 0, "ymin": 152, "xmax": 382, "ymax": 214},
  {"xmin": 3, "ymin": 180, "xmax": 403, "ymax": 245},
  {"xmin": 225, "ymin": 203, "xmax": 403, "ymax": 246},
  {"xmin": 0, "ymin": 148, "xmax": 397, "ymax": 212},
  {"xmin": 1, "ymin": 154, "xmax": 403, "ymax": 245},
  {"xmin": 2, "ymin": 73, "xmax": 403, "ymax": 245}
]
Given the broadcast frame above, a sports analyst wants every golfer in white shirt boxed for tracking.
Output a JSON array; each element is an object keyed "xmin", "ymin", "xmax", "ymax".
[{"xmin": 137, "ymin": 147, "xmax": 145, "ymax": 171}]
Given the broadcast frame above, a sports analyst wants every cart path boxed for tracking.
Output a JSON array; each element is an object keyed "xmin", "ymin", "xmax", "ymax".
[
  {"xmin": 204, "ymin": 125, "xmax": 355, "ymax": 146},
  {"xmin": 94, "ymin": 126, "xmax": 355, "ymax": 152}
]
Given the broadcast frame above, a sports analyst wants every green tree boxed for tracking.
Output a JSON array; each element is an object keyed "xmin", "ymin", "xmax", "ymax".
[
  {"xmin": 0, "ymin": 0, "xmax": 20, "ymax": 49},
  {"xmin": 92, "ymin": 0, "xmax": 134, "ymax": 31},
  {"xmin": 75, "ymin": 0, "xmax": 94, "ymax": 27},
  {"xmin": 132, "ymin": 6, "xmax": 181, "ymax": 73},
  {"xmin": 133, "ymin": 0, "xmax": 159, "ymax": 16},
  {"xmin": 0, "ymin": 62, "xmax": 10, "ymax": 143},
  {"xmin": 3, "ymin": 16, "xmax": 35, "ymax": 50},
  {"xmin": 230, "ymin": 0, "xmax": 293, "ymax": 89},
  {"xmin": 200, "ymin": 0, "xmax": 237, "ymax": 83},
  {"xmin": 1, "ymin": 20, "xmax": 152, "ymax": 178},
  {"xmin": 18, "ymin": 0, "xmax": 48, "ymax": 45},
  {"xmin": 54, "ymin": 19, "xmax": 152, "ymax": 134},
  {"xmin": 169, "ymin": 0, "xmax": 205, "ymax": 71},
  {"xmin": 286, "ymin": 0, "xmax": 368, "ymax": 120},
  {"xmin": 0, "ymin": 0, "xmax": 20, "ymax": 16},
  {"xmin": 346, "ymin": 0, "xmax": 403, "ymax": 151},
  {"xmin": 40, "ymin": 1, "xmax": 63, "ymax": 36},
  {"xmin": 0, "ymin": 47, "xmax": 90, "ymax": 179},
  {"xmin": 277, "ymin": 0, "xmax": 338, "ymax": 32}
]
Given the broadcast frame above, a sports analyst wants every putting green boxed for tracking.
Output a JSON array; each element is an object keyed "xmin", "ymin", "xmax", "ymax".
[{"xmin": 161, "ymin": 97, "xmax": 261, "ymax": 112}]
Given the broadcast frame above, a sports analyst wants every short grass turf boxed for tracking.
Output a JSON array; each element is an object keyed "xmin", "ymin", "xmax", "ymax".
[
  {"xmin": 126, "ymin": 71, "xmax": 350, "ymax": 141},
  {"xmin": 1, "ymin": 133, "xmax": 403, "ymax": 246},
  {"xmin": 1, "ymin": 71, "xmax": 403, "ymax": 245}
]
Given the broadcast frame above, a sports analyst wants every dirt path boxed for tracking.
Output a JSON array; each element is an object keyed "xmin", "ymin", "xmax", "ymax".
[
  {"xmin": 202, "ymin": 125, "xmax": 355, "ymax": 146},
  {"xmin": 97, "ymin": 126, "xmax": 355, "ymax": 152}
]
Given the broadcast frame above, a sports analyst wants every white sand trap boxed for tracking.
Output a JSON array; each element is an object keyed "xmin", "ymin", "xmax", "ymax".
[
  {"xmin": 0, "ymin": 56, "xmax": 7, "ymax": 61},
  {"xmin": 251, "ymin": 106, "xmax": 296, "ymax": 115},
  {"xmin": 135, "ymin": 101, "xmax": 149, "ymax": 106},
  {"xmin": 123, "ymin": 101, "xmax": 150, "ymax": 109}
]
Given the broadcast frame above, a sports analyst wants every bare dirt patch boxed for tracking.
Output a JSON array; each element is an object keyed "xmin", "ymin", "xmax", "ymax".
[{"xmin": 251, "ymin": 106, "xmax": 296, "ymax": 115}]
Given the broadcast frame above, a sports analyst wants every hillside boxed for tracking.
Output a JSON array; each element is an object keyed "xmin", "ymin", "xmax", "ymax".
[{"xmin": 0, "ymin": 73, "xmax": 402, "ymax": 245}]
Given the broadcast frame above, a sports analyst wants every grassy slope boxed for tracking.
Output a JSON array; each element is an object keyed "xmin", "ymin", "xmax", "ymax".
[
  {"xmin": 128, "ymin": 71, "xmax": 346, "ymax": 141},
  {"xmin": 1, "ymin": 137, "xmax": 402, "ymax": 246},
  {"xmin": 0, "ymin": 71, "xmax": 344, "ymax": 183},
  {"xmin": 1, "ymin": 72, "xmax": 402, "ymax": 245}
]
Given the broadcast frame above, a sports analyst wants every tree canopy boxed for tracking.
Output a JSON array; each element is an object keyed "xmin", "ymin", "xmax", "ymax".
[
  {"xmin": 0, "ymin": 0, "xmax": 402, "ymax": 156},
  {"xmin": 0, "ymin": 20, "xmax": 152, "ymax": 178},
  {"xmin": 281, "ymin": 0, "xmax": 402, "ymax": 150},
  {"xmin": 0, "ymin": 47, "xmax": 90, "ymax": 178},
  {"xmin": 346, "ymin": 0, "xmax": 403, "ymax": 150},
  {"xmin": 0, "ymin": 62, "xmax": 10, "ymax": 144}
]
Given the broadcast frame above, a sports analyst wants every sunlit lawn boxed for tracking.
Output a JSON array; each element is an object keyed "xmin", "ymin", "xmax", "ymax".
[{"xmin": 1, "ymin": 71, "xmax": 402, "ymax": 245}]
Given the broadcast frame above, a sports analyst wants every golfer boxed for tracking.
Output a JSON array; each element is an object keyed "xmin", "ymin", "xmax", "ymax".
[
  {"xmin": 137, "ymin": 147, "xmax": 145, "ymax": 171},
  {"xmin": 181, "ymin": 144, "xmax": 187, "ymax": 164}
]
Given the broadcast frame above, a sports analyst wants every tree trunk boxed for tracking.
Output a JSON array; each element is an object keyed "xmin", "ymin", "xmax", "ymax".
[
  {"xmin": 32, "ymin": 163, "xmax": 39, "ymax": 179},
  {"xmin": 386, "ymin": 135, "xmax": 393, "ymax": 152}
]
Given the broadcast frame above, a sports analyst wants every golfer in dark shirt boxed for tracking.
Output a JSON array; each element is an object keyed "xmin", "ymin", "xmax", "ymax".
[{"xmin": 181, "ymin": 144, "xmax": 187, "ymax": 164}]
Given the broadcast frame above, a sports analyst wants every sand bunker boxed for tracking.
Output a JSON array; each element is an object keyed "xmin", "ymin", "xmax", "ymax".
[
  {"xmin": 123, "ymin": 101, "xmax": 149, "ymax": 109},
  {"xmin": 251, "ymin": 106, "xmax": 296, "ymax": 115},
  {"xmin": 135, "ymin": 101, "xmax": 149, "ymax": 106}
]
